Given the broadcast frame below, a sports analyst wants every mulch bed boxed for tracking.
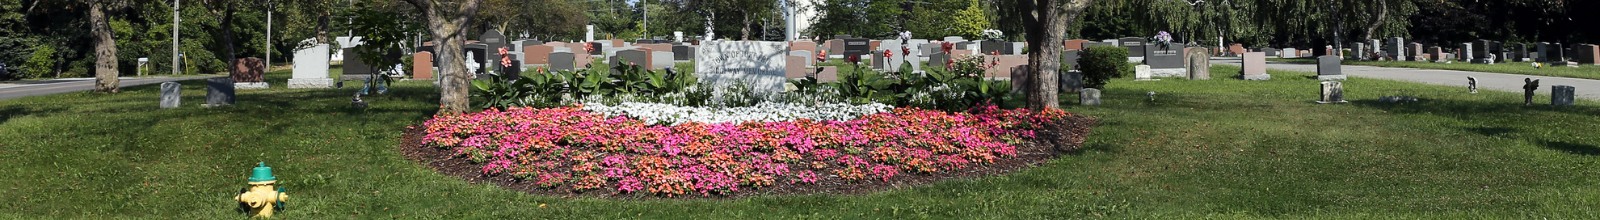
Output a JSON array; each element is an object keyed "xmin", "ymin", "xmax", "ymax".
[{"xmin": 399, "ymin": 115, "xmax": 1097, "ymax": 199}]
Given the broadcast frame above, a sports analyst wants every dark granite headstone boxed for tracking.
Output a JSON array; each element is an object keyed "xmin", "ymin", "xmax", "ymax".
[
  {"xmin": 548, "ymin": 52, "xmax": 576, "ymax": 71},
  {"xmin": 205, "ymin": 77, "xmax": 235, "ymax": 107},
  {"xmin": 1552, "ymin": 85, "xmax": 1575, "ymax": 106},
  {"xmin": 843, "ymin": 38, "xmax": 871, "ymax": 59},
  {"xmin": 1512, "ymin": 43, "xmax": 1529, "ymax": 61},
  {"xmin": 1144, "ymin": 44, "xmax": 1182, "ymax": 68},
  {"xmin": 1536, "ymin": 42, "xmax": 1552, "ymax": 62},
  {"xmin": 1554, "ymin": 43, "xmax": 1569, "ymax": 62},
  {"xmin": 587, "ymin": 42, "xmax": 604, "ymax": 55},
  {"xmin": 1062, "ymin": 50, "xmax": 1081, "ymax": 70},
  {"xmin": 479, "ymin": 30, "xmax": 507, "ymax": 52},
  {"xmin": 1259, "ymin": 48, "xmax": 1278, "ymax": 57},
  {"xmin": 980, "ymin": 40, "xmax": 1007, "ymax": 55},
  {"xmin": 1119, "ymin": 37, "xmax": 1147, "ymax": 57},
  {"xmin": 611, "ymin": 49, "xmax": 650, "ymax": 67},
  {"xmin": 672, "ymin": 45, "xmax": 693, "ymax": 61}
]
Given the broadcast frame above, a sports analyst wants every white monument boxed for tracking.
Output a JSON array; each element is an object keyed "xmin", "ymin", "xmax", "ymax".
[
  {"xmin": 289, "ymin": 40, "xmax": 333, "ymax": 88},
  {"xmin": 695, "ymin": 41, "xmax": 787, "ymax": 93}
]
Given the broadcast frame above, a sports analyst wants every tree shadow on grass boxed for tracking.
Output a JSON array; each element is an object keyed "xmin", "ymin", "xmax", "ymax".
[
  {"xmin": 1464, "ymin": 126, "xmax": 1518, "ymax": 137},
  {"xmin": 1539, "ymin": 141, "xmax": 1600, "ymax": 156},
  {"xmin": 0, "ymin": 105, "xmax": 68, "ymax": 124},
  {"xmin": 1350, "ymin": 98, "xmax": 1600, "ymax": 117}
]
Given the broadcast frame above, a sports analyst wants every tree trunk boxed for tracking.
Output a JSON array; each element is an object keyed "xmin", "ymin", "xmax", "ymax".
[
  {"xmin": 1021, "ymin": 0, "xmax": 1092, "ymax": 110},
  {"xmin": 221, "ymin": 1, "xmax": 238, "ymax": 78},
  {"xmin": 90, "ymin": 2, "xmax": 119, "ymax": 93},
  {"xmin": 316, "ymin": 12, "xmax": 330, "ymax": 44},
  {"xmin": 741, "ymin": 11, "xmax": 751, "ymax": 40},
  {"xmin": 1361, "ymin": 0, "xmax": 1386, "ymax": 40},
  {"xmin": 408, "ymin": 0, "xmax": 484, "ymax": 113}
]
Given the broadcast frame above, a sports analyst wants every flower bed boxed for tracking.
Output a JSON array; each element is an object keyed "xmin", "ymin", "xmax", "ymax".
[
  {"xmin": 418, "ymin": 105, "xmax": 1078, "ymax": 197},
  {"xmin": 581, "ymin": 102, "xmax": 894, "ymax": 125}
]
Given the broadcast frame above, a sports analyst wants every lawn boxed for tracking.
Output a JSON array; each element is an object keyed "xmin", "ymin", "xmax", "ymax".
[
  {"xmin": 1, "ymin": 66, "xmax": 1598, "ymax": 218},
  {"xmin": 1269, "ymin": 58, "xmax": 1600, "ymax": 80}
]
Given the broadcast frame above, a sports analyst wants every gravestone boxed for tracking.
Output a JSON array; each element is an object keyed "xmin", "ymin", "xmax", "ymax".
[
  {"xmin": 1145, "ymin": 43, "xmax": 1184, "ymax": 74},
  {"xmin": 1408, "ymin": 43, "xmax": 1424, "ymax": 61},
  {"xmin": 791, "ymin": 41, "xmax": 818, "ymax": 54},
  {"xmin": 1281, "ymin": 48, "xmax": 1298, "ymax": 58},
  {"xmin": 1576, "ymin": 44, "xmax": 1600, "ymax": 65},
  {"xmin": 673, "ymin": 45, "xmax": 694, "ymax": 61},
  {"xmin": 204, "ymin": 77, "xmax": 235, "ymax": 107},
  {"xmin": 1552, "ymin": 85, "xmax": 1575, "ymax": 106},
  {"xmin": 695, "ymin": 41, "xmax": 787, "ymax": 93},
  {"xmin": 1460, "ymin": 43, "xmax": 1474, "ymax": 62},
  {"xmin": 1080, "ymin": 88, "xmax": 1102, "ymax": 106},
  {"xmin": 1062, "ymin": 50, "xmax": 1081, "ymax": 70},
  {"xmin": 980, "ymin": 40, "xmax": 1005, "ymax": 55},
  {"xmin": 290, "ymin": 43, "xmax": 333, "ymax": 88},
  {"xmin": 480, "ymin": 30, "xmax": 507, "ymax": 53},
  {"xmin": 1260, "ymin": 48, "xmax": 1279, "ymax": 57},
  {"xmin": 523, "ymin": 45, "xmax": 554, "ymax": 66},
  {"xmin": 1065, "ymin": 39, "xmax": 1091, "ymax": 51},
  {"xmin": 1010, "ymin": 42, "xmax": 1026, "ymax": 55},
  {"xmin": 785, "ymin": 55, "xmax": 809, "ymax": 79},
  {"xmin": 826, "ymin": 39, "xmax": 844, "ymax": 56},
  {"xmin": 1010, "ymin": 65, "xmax": 1031, "ymax": 94},
  {"xmin": 919, "ymin": 43, "xmax": 940, "ymax": 57},
  {"xmin": 1240, "ymin": 52, "xmax": 1269, "ymax": 80},
  {"xmin": 1428, "ymin": 46, "xmax": 1444, "ymax": 62},
  {"xmin": 1134, "ymin": 65, "xmax": 1153, "ymax": 80},
  {"xmin": 1228, "ymin": 43, "xmax": 1246, "ymax": 56},
  {"xmin": 1389, "ymin": 37, "xmax": 1405, "ymax": 61},
  {"xmin": 464, "ymin": 44, "xmax": 488, "ymax": 74},
  {"xmin": 1120, "ymin": 37, "xmax": 1147, "ymax": 58},
  {"xmin": 1060, "ymin": 69, "xmax": 1084, "ymax": 93},
  {"xmin": 587, "ymin": 42, "xmax": 604, "ymax": 55},
  {"xmin": 1552, "ymin": 43, "xmax": 1570, "ymax": 64},
  {"xmin": 1082, "ymin": 42, "xmax": 1113, "ymax": 49},
  {"xmin": 1354, "ymin": 42, "xmax": 1368, "ymax": 60},
  {"xmin": 1512, "ymin": 43, "xmax": 1530, "ymax": 61},
  {"xmin": 1536, "ymin": 42, "xmax": 1551, "ymax": 62},
  {"xmin": 1316, "ymin": 55, "xmax": 1345, "ymax": 81},
  {"xmin": 1184, "ymin": 47, "xmax": 1210, "ymax": 80},
  {"xmin": 611, "ymin": 49, "xmax": 650, "ymax": 67},
  {"xmin": 1488, "ymin": 40, "xmax": 1505, "ymax": 63},
  {"xmin": 650, "ymin": 51, "xmax": 674, "ymax": 70},
  {"xmin": 1368, "ymin": 39, "xmax": 1381, "ymax": 59},
  {"xmin": 929, "ymin": 52, "xmax": 950, "ymax": 70},
  {"xmin": 843, "ymin": 38, "xmax": 871, "ymax": 59},
  {"xmin": 789, "ymin": 50, "xmax": 813, "ymax": 67},
  {"xmin": 548, "ymin": 52, "xmax": 576, "ymax": 71},
  {"xmin": 411, "ymin": 51, "xmax": 434, "ymax": 80},
  {"xmin": 1318, "ymin": 81, "xmax": 1346, "ymax": 104},
  {"xmin": 943, "ymin": 36, "xmax": 966, "ymax": 43},
  {"xmin": 160, "ymin": 82, "xmax": 180, "ymax": 109},
  {"xmin": 231, "ymin": 57, "xmax": 268, "ymax": 89}
]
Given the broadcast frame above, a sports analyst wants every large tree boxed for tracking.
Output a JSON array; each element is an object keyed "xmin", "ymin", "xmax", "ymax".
[
  {"xmin": 1015, "ymin": 0, "xmax": 1092, "ymax": 109},
  {"xmin": 402, "ymin": 0, "xmax": 484, "ymax": 113},
  {"xmin": 87, "ymin": 0, "xmax": 126, "ymax": 92}
]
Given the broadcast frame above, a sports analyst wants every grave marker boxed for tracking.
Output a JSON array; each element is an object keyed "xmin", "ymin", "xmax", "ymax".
[
  {"xmin": 290, "ymin": 43, "xmax": 333, "ymax": 88},
  {"xmin": 695, "ymin": 41, "xmax": 788, "ymax": 93},
  {"xmin": 1317, "ymin": 55, "xmax": 1344, "ymax": 81},
  {"xmin": 1240, "ymin": 52, "xmax": 1269, "ymax": 80},
  {"xmin": 160, "ymin": 82, "xmax": 180, "ymax": 109}
]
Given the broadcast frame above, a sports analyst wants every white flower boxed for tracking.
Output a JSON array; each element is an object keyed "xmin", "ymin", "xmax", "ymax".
[{"xmin": 581, "ymin": 101, "xmax": 893, "ymax": 125}]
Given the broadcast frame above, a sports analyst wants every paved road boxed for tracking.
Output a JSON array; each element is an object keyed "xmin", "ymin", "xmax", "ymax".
[
  {"xmin": 1210, "ymin": 58, "xmax": 1600, "ymax": 100},
  {"xmin": 0, "ymin": 75, "xmax": 220, "ymax": 100}
]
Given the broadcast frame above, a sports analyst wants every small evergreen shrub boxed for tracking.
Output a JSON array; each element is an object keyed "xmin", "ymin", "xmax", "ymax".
[{"xmin": 1079, "ymin": 46, "xmax": 1131, "ymax": 89}]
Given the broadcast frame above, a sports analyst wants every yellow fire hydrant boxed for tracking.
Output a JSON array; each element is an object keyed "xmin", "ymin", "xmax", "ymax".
[{"xmin": 235, "ymin": 162, "xmax": 288, "ymax": 218}]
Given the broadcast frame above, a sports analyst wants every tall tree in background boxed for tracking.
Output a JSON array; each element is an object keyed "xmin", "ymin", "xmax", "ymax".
[
  {"xmin": 1015, "ymin": 0, "xmax": 1092, "ymax": 109},
  {"xmin": 402, "ymin": 0, "xmax": 483, "ymax": 113},
  {"xmin": 87, "ymin": 0, "xmax": 127, "ymax": 92}
]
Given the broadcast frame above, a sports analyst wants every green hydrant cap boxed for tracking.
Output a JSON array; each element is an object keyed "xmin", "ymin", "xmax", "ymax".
[{"xmin": 248, "ymin": 162, "xmax": 276, "ymax": 182}]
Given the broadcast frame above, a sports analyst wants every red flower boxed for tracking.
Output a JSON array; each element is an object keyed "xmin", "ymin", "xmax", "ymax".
[
  {"xmin": 941, "ymin": 42, "xmax": 954, "ymax": 54},
  {"xmin": 902, "ymin": 47, "xmax": 910, "ymax": 57},
  {"xmin": 499, "ymin": 47, "xmax": 512, "ymax": 68},
  {"xmin": 883, "ymin": 49, "xmax": 893, "ymax": 59},
  {"xmin": 584, "ymin": 43, "xmax": 596, "ymax": 54},
  {"xmin": 816, "ymin": 50, "xmax": 827, "ymax": 62},
  {"xmin": 847, "ymin": 54, "xmax": 860, "ymax": 63}
]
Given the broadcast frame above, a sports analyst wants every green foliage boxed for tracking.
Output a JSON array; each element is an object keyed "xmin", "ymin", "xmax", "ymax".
[
  {"xmin": 948, "ymin": 0, "xmax": 989, "ymax": 39},
  {"xmin": 833, "ymin": 64, "xmax": 900, "ymax": 105},
  {"xmin": 22, "ymin": 45, "xmax": 56, "ymax": 79},
  {"xmin": 472, "ymin": 61, "xmax": 699, "ymax": 110},
  {"xmin": 901, "ymin": 55, "xmax": 1017, "ymax": 111},
  {"xmin": 1079, "ymin": 46, "xmax": 1131, "ymax": 89}
]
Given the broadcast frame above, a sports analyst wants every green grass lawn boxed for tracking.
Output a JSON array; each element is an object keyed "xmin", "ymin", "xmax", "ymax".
[
  {"xmin": 1269, "ymin": 58, "xmax": 1600, "ymax": 80},
  {"xmin": 2, "ymin": 67, "xmax": 1599, "ymax": 218}
]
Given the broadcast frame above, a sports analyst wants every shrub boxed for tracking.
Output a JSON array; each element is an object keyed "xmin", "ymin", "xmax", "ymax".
[
  {"xmin": 1079, "ymin": 46, "xmax": 1131, "ymax": 89},
  {"xmin": 22, "ymin": 45, "xmax": 55, "ymax": 79}
]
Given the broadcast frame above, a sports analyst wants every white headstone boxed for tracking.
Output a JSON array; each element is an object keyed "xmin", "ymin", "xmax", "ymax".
[
  {"xmin": 674, "ymin": 31, "xmax": 684, "ymax": 43},
  {"xmin": 695, "ymin": 41, "xmax": 787, "ymax": 93},
  {"xmin": 289, "ymin": 43, "xmax": 333, "ymax": 88}
]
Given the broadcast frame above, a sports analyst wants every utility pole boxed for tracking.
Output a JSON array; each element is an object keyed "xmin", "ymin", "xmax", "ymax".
[
  {"xmin": 172, "ymin": 0, "xmax": 180, "ymax": 75},
  {"xmin": 266, "ymin": 0, "xmax": 272, "ymax": 69},
  {"xmin": 643, "ymin": 0, "xmax": 648, "ymax": 39}
]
